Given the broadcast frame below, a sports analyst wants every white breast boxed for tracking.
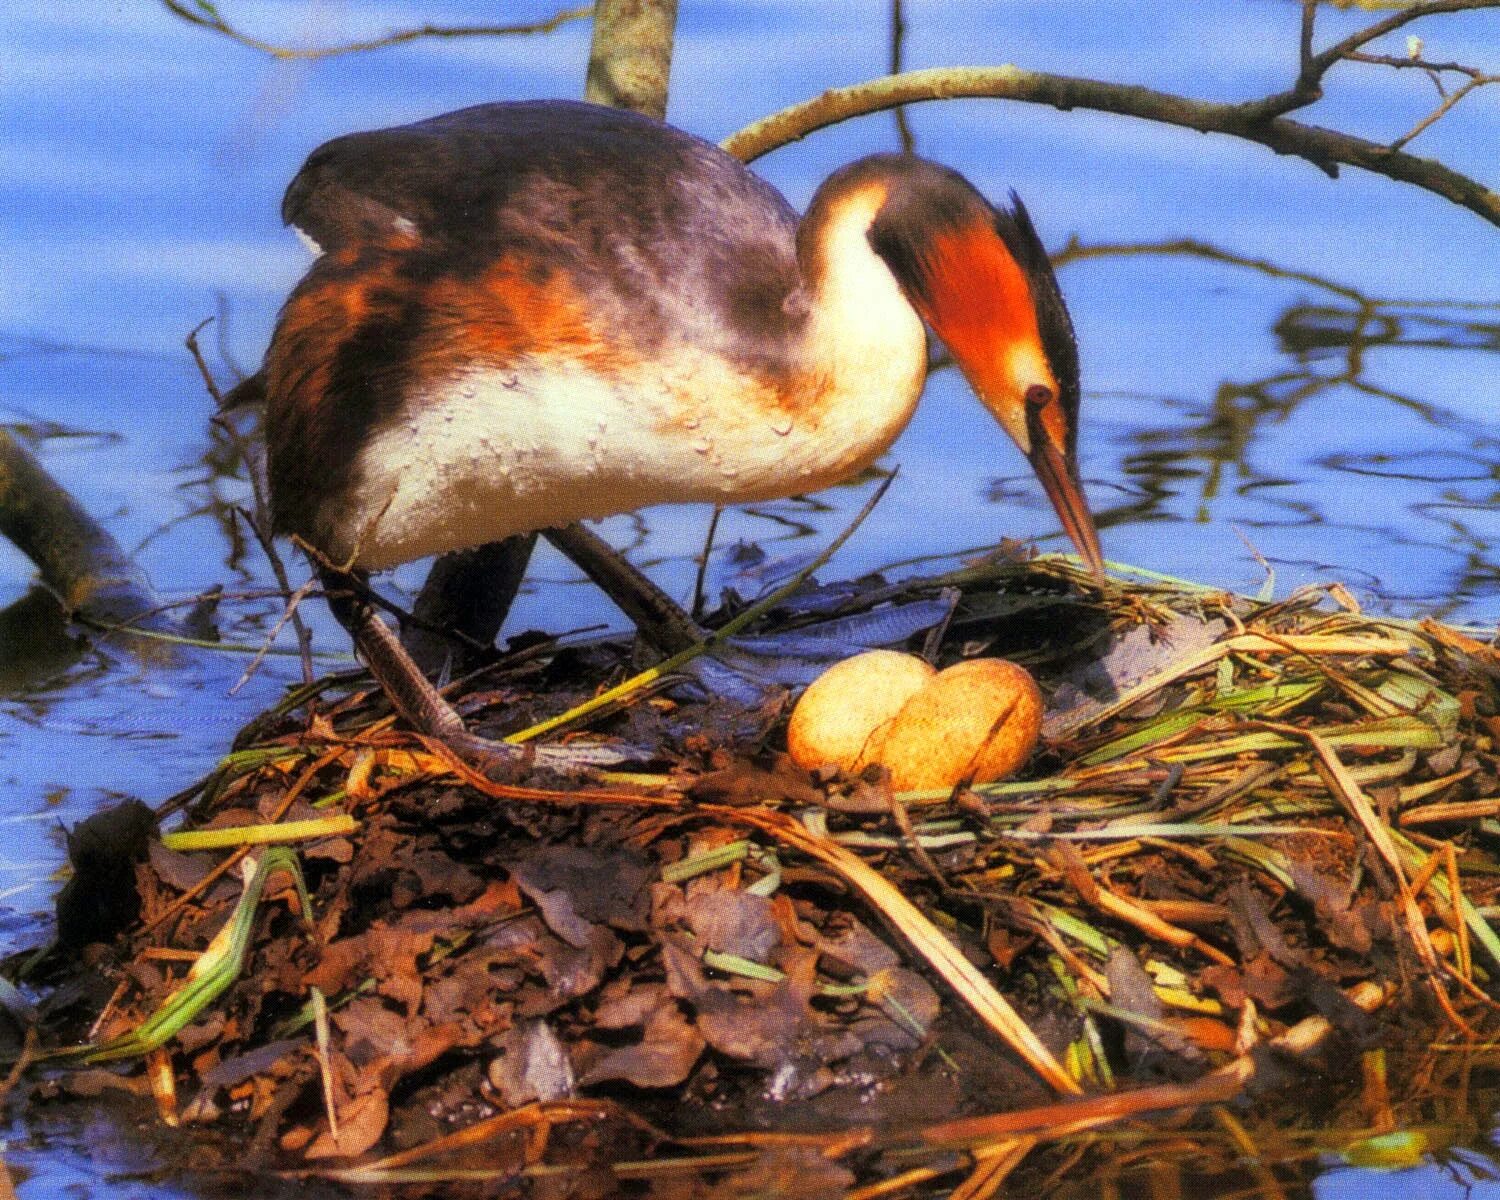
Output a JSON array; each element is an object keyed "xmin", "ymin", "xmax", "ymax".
[
  {"xmin": 331, "ymin": 188, "xmax": 929, "ymax": 573},
  {"xmin": 334, "ymin": 354, "xmax": 877, "ymax": 571}
]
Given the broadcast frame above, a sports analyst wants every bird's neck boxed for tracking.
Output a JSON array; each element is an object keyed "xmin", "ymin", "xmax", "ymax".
[{"xmin": 790, "ymin": 184, "xmax": 928, "ymax": 483}]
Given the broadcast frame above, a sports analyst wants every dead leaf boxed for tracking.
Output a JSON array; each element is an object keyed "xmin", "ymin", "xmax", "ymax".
[
  {"xmin": 487, "ymin": 1020, "xmax": 576, "ymax": 1107},
  {"xmin": 304, "ymin": 1086, "xmax": 389, "ymax": 1160},
  {"xmin": 685, "ymin": 890, "xmax": 779, "ymax": 963},
  {"xmin": 507, "ymin": 845, "xmax": 653, "ymax": 940},
  {"xmin": 580, "ymin": 996, "xmax": 705, "ymax": 1089}
]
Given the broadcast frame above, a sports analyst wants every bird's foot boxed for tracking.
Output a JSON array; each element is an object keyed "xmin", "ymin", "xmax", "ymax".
[
  {"xmin": 437, "ymin": 729, "xmax": 534, "ymax": 781},
  {"xmin": 439, "ymin": 728, "xmax": 649, "ymax": 782}
]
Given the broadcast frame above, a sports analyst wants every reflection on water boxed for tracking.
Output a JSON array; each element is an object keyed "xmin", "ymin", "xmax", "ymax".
[
  {"xmin": 1043, "ymin": 239, "xmax": 1500, "ymax": 617},
  {"xmin": 1, "ymin": 0, "xmax": 1498, "ymax": 1194}
]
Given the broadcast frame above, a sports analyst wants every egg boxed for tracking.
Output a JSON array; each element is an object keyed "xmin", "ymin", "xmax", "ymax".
[
  {"xmin": 878, "ymin": 658, "xmax": 1043, "ymax": 791},
  {"xmin": 786, "ymin": 650, "xmax": 936, "ymax": 774},
  {"xmin": 787, "ymin": 651, "xmax": 1044, "ymax": 791}
]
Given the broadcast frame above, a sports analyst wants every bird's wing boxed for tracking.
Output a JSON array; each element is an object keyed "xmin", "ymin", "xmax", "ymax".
[
  {"xmin": 282, "ymin": 101, "xmax": 794, "ymax": 257},
  {"xmin": 280, "ymin": 100, "xmax": 803, "ymax": 367}
]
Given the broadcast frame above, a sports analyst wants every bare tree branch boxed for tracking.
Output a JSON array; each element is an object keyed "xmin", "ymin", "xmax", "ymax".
[
  {"xmin": 159, "ymin": 0, "xmax": 591, "ymax": 61},
  {"xmin": 1215, "ymin": 0, "xmax": 1500, "ymax": 120},
  {"xmin": 1347, "ymin": 50, "xmax": 1484, "ymax": 78},
  {"xmin": 1299, "ymin": 0, "xmax": 1318, "ymax": 81},
  {"xmin": 1339, "ymin": 48, "xmax": 1500, "ymax": 147},
  {"xmin": 720, "ymin": 65, "xmax": 1500, "ymax": 228},
  {"xmin": 1391, "ymin": 74, "xmax": 1497, "ymax": 147},
  {"xmin": 889, "ymin": 0, "xmax": 915, "ymax": 153},
  {"xmin": 585, "ymin": 0, "xmax": 678, "ymax": 119},
  {"xmin": 1310, "ymin": 0, "xmax": 1499, "ymax": 78}
]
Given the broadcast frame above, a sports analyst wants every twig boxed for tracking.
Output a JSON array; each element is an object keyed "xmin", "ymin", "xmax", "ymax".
[
  {"xmin": 889, "ymin": 0, "xmax": 915, "ymax": 153},
  {"xmin": 159, "ymin": 1, "xmax": 592, "ymax": 62},
  {"xmin": 1390, "ymin": 75, "xmax": 1497, "ymax": 150},
  {"xmin": 236, "ymin": 507, "xmax": 316, "ymax": 687},
  {"xmin": 183, "ymin": 320, "xmax": 226, "ymax": 407},
  {"xmin": 1248, "ymin": 0, "xmax": 1500, "ymax": 118},
  {"xmin": 188, "ymin": 321, "xmax": 314, "ymax": 683},
  {"xmin": 1310, "ymin": 0, "xmax": 1500, "ymax": 81},
  {"xmin": 721, "ymin": 66, "xmax": 1500, "ymax": 228},
  {"xmin": 0, "ymin": 1027, "xmax": 37, "ymax": 1102},
  {"xmin": 690, "ymin": 506, "xmax": 722, "ymax": 621}
]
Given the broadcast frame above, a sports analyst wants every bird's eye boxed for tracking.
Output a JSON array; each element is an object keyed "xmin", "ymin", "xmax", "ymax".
[{"xmin": 1024, "ymin": 384, "xmax": 1052, "ymax": 413}]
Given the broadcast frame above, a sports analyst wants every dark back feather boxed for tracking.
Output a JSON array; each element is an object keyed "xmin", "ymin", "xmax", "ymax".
[{"xmin": 281, "ymin": 100, "xmax": 802, "ymax": 370}]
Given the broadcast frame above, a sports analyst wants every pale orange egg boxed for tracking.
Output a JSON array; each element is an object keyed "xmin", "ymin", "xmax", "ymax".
[
  {"xmin": 786, "ymin": 650, "xmax": 936, "ymax": 774},
  {"xmin": 878, "ymin": 658, "xmax": 1043, "ymax": 791}
]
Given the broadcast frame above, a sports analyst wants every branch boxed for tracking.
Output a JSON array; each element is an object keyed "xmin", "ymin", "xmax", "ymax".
[
  {"xmin": 1232, "ymin": 0, "xmax": 1500, "ymax": 122},
  {"xmin": 1309, "ymin": 0, "xmax": 1500, "ymax": 79},
  {"xmin": 1338, "ymin": 50, "xmax": 1500, "ymax": 149},
  {"xmin": 158, "ymin": 1, "xmax": 591, "ymax": 61},
  {"xmin": 0, "ymin": 430, "xmax": 166, "ymax": 628},
  {"xmin": 720, "ymin": 66, "xmax": 1500, "ymax": 229},
  {"xmin": 584, "ymin": 0, "xmax": 678, "ymax": 119},
  {"xmin": 889, "ymin": 0, "xmax": 915, "ymax": 153},
  {"xmin": 1390, "ymin": 74, "xmax": 1498, "ymax": 149}
]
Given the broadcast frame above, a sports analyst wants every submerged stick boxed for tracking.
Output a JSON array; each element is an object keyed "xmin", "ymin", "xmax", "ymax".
[{"xmin": 0, "ymin": 429, "xmax": 166, "ymax": 629}]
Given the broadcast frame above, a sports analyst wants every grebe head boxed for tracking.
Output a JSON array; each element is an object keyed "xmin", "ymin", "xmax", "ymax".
[{"xmin": 808, "ymin": 155, "xmax": 1103, "ymax": 576}]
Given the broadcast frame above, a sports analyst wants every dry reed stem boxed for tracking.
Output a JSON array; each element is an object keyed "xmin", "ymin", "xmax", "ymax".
[
  {"xmin": 726, "ymin": 807, "xmax": 1080, "ymax": 1095},
  {"xmin": 143, "ymin": 745, "xmax": 345, "ymax": 935},
  {"xmin": 948, "ymin": 1137, "xmax": 1037, "ymax": 1200},
  {"xmin": 1046, "ymin": 634, "xmax": 1412, "ymax": 739}
]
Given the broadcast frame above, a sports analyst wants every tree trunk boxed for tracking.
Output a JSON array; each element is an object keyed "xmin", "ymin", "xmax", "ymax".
[{"xmin": 584, "ymin": 0, "xmax": 678, "ymax": 119}]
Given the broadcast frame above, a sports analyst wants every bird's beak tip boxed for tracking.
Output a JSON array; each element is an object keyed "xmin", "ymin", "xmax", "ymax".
[{"xmin": 1026, "ymin": 438, "xmax": 1104, "ymax": 586}]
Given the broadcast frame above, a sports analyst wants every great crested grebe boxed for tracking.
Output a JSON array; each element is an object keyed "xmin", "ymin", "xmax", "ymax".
[{"xmin": 255, "ymin": 99, "xmax": 1102, "ymax": 768}]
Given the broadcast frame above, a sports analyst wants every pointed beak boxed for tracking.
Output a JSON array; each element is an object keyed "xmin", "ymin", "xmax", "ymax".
[
  {"xmin": 1020, "ymin": 387, "xmax": 1104, "ymax": 579},
  {"xmin": 1027, "ymin": 437, "xmax": 1105, "ymax": 579}
]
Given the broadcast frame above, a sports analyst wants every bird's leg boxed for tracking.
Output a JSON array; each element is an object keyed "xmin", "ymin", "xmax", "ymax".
[
  {"xmin": 320, "ymin": 567, "xmax": 528, "ymax": 774},
  {"xmin": 319, "ymin": 523, "xmax": 736, "ymax": 773},
  {"xmin": 401, "ymin": 535, "xmax": 538, "ymax": 677},
  {"xmin": 402, "ymin": 525, "xmax": 696, "ymax": 677},
  {"xmin": 544, "ymin": 523, "xmax": 702, "ymax": 655},
  {"xmin": 544, "ymin": 524, "xmax": 779, "ymax": 708}
]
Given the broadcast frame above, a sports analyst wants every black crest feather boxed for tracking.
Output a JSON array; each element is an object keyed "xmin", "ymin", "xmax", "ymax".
[{"xmin": 995, "ymin": 193, "xmax": 1081, "ymax": 453}]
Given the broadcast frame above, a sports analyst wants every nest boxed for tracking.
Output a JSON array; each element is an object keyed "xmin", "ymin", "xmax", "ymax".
[{"xmin": 16, "ymin": 554, "xmax": 1500, "ymax": 1196}]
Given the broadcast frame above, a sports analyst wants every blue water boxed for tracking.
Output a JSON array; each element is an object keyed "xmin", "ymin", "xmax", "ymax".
[{"xmin": 1, "ymin": 1, "xmax": 1498, "ymax": 1194}]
